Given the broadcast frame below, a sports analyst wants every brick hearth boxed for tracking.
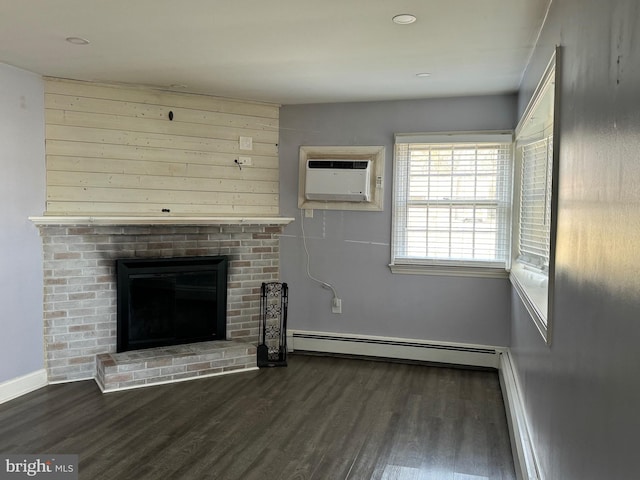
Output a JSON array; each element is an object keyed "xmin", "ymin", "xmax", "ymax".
[
  {"xmin": 96, "ymin": 340, "xmax": 257, "ymax": 392},
  {"xmin": 33, "ymin": 221, "xmax": 288, "ymax": 385}
]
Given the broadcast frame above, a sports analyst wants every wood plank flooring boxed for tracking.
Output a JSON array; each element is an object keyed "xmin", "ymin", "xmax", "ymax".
[{"xmin": 0, "ymin": 355, "xmax": 515, "ymax": 479}]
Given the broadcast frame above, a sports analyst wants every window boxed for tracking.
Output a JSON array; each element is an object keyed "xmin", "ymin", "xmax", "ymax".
[
  {"xmin": 519, "ymin": 136, "xmax": 553, "ymax": 269},
  {"xmin": 511, "ymin": 49, "xmax": 559, "ymax": 344},
  {"xmin": 391, "ymin": 132, "xmax": 513, "ymax": 278}
]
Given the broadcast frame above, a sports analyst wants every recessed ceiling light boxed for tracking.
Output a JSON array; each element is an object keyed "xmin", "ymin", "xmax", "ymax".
[
  {"xmin": 392, "ymin": 14, "xmax": 417, "ymax": 25},
  {"xmin": 416, "ymin": 72, "xmax": 432, "ymax": 78},
  {"xmin": 65, "ymin": 37, "xmax": 90, "ymax": 45}
]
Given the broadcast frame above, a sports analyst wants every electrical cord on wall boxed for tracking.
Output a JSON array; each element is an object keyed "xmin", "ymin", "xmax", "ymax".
[{"xmin": 299, "ymin": 209, "xmax": 339, "ymax": 301}]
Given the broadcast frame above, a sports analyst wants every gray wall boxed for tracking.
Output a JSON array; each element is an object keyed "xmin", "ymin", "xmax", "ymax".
[
  {"xmin": 511, "ymin": 0, "xmax": 640, "ymax": 478},
  {"xmin": 280, "ymin": 95, "xmax": 516, "ymax": 346},
  {"xmin": 0, "ymin": 64, "xmax": 45, "ymax": 383}
]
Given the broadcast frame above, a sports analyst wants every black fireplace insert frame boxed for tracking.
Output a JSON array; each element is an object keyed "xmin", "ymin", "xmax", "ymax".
[{"xmin": 116, "ymin": 255, "xmax": 228, "ymax": 353}]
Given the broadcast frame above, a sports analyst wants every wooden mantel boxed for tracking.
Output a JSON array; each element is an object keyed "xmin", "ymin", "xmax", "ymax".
[{"xmin": 29, "ymin": 216, "xmax": 295, "ymax": 226}]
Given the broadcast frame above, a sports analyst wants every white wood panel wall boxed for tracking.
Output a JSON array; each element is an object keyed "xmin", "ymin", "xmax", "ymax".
[{"xmin": 44, "ymin": 78, "xmax": 280, "ymax": 216}]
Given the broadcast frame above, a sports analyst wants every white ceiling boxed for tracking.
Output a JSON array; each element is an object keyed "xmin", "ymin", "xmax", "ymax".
[{"xmin": 0, "ymin": 0, "xmax": 550, "ymax": 105}]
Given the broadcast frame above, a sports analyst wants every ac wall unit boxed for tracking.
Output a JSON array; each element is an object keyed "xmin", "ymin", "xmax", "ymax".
[{"xmin": 304, "ymin": 159, "xmax": 371, "ymax": 202}]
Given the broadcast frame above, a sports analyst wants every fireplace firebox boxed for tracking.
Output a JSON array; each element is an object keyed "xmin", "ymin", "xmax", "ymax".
[{"xmin": 116, "ymin": 256, "xmax": 228, "ymax": 353}]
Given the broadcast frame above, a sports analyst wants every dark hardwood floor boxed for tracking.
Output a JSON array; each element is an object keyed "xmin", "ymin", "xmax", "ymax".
[{"xmin": 0, "ymin": 355, "xmax": 515, "ymax": 479}]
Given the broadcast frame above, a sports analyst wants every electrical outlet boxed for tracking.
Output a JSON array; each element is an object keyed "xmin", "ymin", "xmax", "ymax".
[
  {"xmin": 305, "ymin": 209, "xmax": 313, "ymax": 218},
  {"xmin": 332, "ymin": 297, "xmax": 342, "ymax": 314}
]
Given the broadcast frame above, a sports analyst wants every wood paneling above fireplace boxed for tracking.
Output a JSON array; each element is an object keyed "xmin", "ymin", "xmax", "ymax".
[{"xmin": 44, "ymin": 77, "xmax": 280, "ymax": 217}]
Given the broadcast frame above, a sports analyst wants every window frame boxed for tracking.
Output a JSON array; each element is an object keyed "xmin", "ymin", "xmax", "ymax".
[
  {"xmin": 390, "ymin": 131, "xmax": 514, "ymax": 279},
  {"xmin": 511, "ymin": 48, "xmax": 560, "ymax": 344}
]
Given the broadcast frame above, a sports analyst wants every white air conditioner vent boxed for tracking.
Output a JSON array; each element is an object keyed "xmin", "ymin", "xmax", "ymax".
[{"xmin": 304, "ymin": 159, "xmax": 371, "ymax": 202}]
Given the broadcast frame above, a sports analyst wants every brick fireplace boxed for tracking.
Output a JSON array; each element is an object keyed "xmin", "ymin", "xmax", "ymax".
[{"xmin": 31, "ymin": 217, "xmax": 293, "ymax": 390}]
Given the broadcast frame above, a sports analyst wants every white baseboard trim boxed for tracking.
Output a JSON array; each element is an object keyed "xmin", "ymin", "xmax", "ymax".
[
  {"xmin": 48, "ymin": 376, "xmax": 95, "ymax": 385},
  {"xmin": 499, "ymin": 350, "xmax": 541, "ymax": 480},
  {"xmin": 0, "ymin": 369, "xmax": 48, "ymax": 405},
  {"xmin": 288, "ymin": 330, "xmax": 502, "ymax": 369}
]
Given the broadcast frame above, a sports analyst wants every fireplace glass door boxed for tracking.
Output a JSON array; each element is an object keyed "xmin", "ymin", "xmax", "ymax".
[{"xmin": 116, "ymin": 256, "xmax": 227, "ymax": 352}]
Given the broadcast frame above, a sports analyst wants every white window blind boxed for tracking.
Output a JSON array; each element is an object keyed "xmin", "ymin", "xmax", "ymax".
[
  {"xmin": 519, "ymin": 136, "xmax": 553, "ymax": 269},
  {"xmin": 392, "ymin": 134, "xmax": 512, "ymax": 271}
]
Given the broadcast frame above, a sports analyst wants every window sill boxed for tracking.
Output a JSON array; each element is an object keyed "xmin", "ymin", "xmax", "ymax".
[
  {"xmin": 510, "ymin": 262, "xmax": 551, "ymax": 344},
  {"xmin": 389, "ymin": 263, "xmax": 509, "ymax": 279}
]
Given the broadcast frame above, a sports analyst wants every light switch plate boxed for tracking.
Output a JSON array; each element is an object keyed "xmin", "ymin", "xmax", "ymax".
[{"xmin": 239, "ymin": 136, "xmax": 253, "ymax": 150}]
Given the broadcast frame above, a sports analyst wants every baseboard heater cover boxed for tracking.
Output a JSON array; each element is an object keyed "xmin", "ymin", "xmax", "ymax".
[
  {"xmin": 289, "ymin": 331, "xmax": 502, "ymax": 369},
  {"xmin": 499, "ymin": 350, "xmax": 542, "ymax": 480}
]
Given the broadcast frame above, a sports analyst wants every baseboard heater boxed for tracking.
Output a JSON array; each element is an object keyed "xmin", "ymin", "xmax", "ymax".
[{"xmin": 289, "ymin": 331, "xmax": 502, "ymax": 369}]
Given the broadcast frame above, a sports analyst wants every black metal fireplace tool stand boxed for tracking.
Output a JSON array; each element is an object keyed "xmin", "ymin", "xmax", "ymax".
[{"xmin": 257, "ymin": 282, "xmax": 288, "ymax": 367}]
